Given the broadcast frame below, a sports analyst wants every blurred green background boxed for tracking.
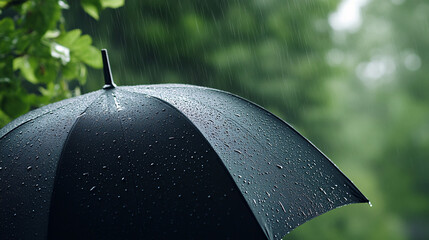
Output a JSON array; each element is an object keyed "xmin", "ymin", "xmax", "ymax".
[{"xmin": 1, "ymin": 0, "xmax": 428, "ymax": 239}]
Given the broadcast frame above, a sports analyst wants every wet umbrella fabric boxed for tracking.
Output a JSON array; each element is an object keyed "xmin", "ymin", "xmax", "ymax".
[{"xmin": 0, "ymin": 51, "xmax": 368, "ymax": 240}]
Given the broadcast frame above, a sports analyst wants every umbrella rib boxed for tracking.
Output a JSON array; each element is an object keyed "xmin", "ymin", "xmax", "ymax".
[
  {"xmin": 117, "ymin": 88, "xmax": 271, "ymax": 239},
  {"xmin": 112, "ymin": 94, "xmax": 144, "ymax": 239},
  {"xmin": 0, "ymin": 91, "xmax": 104, "ymax": 207},
  {"xmin": 47, "ymin": 91, "xmax": 105, "ymax": 231},
  {"xmin": 180, "ymin": 84, "xmax": 368, "ymax": 203},
  {"xmin": 203, "ymin": 87, "xmax": 370, "ymax": 203},
  {"xmin": 0, "ymin": 101, "xmax": 76, "ymax": 140},
  {"xmin": 0, "ymin": 91, "xmax": 103, "ymax": 140},
  {"xmin": 118, "ymin": 88, "xmax": 277, "ymax": 239}
]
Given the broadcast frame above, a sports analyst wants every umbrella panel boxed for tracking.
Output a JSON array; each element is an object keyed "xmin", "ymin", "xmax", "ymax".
[
  {"xmin": 0, "ymin": 92, "xmax": 102, "ymax": 239},
  {"xmin": 48, "ymin": 90, "xmax": 266, "ymax": 239}
]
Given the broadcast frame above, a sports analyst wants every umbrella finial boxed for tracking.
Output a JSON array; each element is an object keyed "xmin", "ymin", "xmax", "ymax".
[{"xmin": 101, "ymin": 49, "xmax": 116, "ymax": 89}]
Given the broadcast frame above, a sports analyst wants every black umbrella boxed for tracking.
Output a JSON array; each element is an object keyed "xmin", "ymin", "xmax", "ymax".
[{"xmin": 0, "ymin": 50, "xmax": 368, "ymax": 240}]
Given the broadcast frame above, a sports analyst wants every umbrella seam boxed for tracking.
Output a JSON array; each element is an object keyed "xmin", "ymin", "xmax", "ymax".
[
  {"xmin": 0, "ymin": 93, "xmax": 103, "ymax": 197},
  {"xmin": 158, "ymin": 90, "xmax": 284, "ymax": 238},
  {"xmin": 46, "ymin": 91, "xmax": 104, "ymax": 237},
  {"xmin": 117, "ymin": 87, "xmax": 272, "ymax": 240},
  {"xmin": 204, "ymin": 87, "xmax": 369, "ymax": 203},
  {"xmin": 0, "ymin": 91, "xmax": 103, "ymax": 140},
  {"xmin": 0, "ymin": 100, "xmax": 77, "ymax": 141},
  {"xmin": 112, "ymin": 91, "xmax": 145, "ymax": 239}
]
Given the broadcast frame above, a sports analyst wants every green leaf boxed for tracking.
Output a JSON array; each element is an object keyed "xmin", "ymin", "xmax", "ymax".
[
  {"xmin": 15, "ymin": 33, "xmax": 33, "ymax": 54},
  {"xmin": 0, "ymin": 18, "xmax": 14, "ymax": 33},
  {"xmin": 0, "ymin": 56, "xmax": 13, "ymax": 80},
  {"xmin": 44, "ymin": 30, "xmax": 61, "ymax": 39},
  {"xmin": 81, "ymin": 0, "xmax": 102, "ymax": 20},
  {"xmin": 77, "ymin": 63, "xmax": 87, "ymax": 85},
  {"xmin": 0, "ymin": 1, "xmax": 10, "ymax": 8},
  {"xmin": 62, "ymin": 61, "xmax": 80, "ymax": 80},
  {"xmin": 13, "ymin": 56, "xmax": 38, "ymax": 84},
  {"xmin": 38, "ymin": 82, "xmax": 56, "ymax": 98},
  {"xmin": 101, "ymin": 0, "xmax": 124, "ymax": 8},
  {"xmin": 76, "ymin": 45, "xmax": 102, "ymax": 68},
  {"xmin": 70, "ymin": 35, "xmax": 92, "ymax": 51},
  {"xmin": 35, "ymin": 60, "xmax": 58, "ymax": 84},
  {"xmin": 56, "ymin": 29, "xmax": 82, "ymax": 47}
]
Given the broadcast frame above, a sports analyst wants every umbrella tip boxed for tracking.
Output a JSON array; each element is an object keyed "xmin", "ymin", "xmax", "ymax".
[{"xmin": 101, "ymin": 49, "xmax": 116, "ymax": 89}]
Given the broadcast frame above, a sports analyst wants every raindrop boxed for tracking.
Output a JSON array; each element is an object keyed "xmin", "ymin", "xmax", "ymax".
[
  {"xmin": 276, "ymin": 164, "xmax": 283, "ymax": 169},
  {"xmin": 83, "ymin": 172, "xmax": 89, "ymax": 176},
  {"xmin": 368, "ymin": 201, "xmax": 373, "ymax": 207},
  {"xmin": 27, "ymin": 166, "xmax": 32, "ymax": 171},
  {"xmin": 279, "ymin": 201, "xmax": 286, "ymax": 213},
  {"xmin": 90, "ymin": 186, "xmax": 96, "ymax": 192},
  {"xmin": 319, "ymin": 187, "xmax": 327, "ymax": 195},
  {"xmin": 234, "ymin": 149, "xmax": 242, "ymax": 154}
]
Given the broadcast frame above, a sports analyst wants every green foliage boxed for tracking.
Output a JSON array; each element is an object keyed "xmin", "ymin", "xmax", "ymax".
[
  {"xmin": 0, "ymin": 0, "xmax": 123, "ymax": 127},
  {"xmin": 81, "ymin": 0, "xmax": 124, "ymax": 20}
]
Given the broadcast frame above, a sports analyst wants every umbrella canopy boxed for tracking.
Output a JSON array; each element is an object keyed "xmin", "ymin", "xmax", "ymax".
[{"xmin": 0, "ymin": 50, "xmax": 368, "ymax": 240}]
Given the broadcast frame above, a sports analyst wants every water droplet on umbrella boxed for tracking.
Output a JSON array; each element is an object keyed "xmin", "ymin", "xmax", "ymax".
[
  {"xmin": 234, "ymin": 149, "xmax": 242, "ymax": 154},
  {"xmin": 276, "ymin": 164, "xmax": 283, "ymax": 169},
  {"xmin": 27, "ymin": 166, "xmax": 32, "ymax": 171}
]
